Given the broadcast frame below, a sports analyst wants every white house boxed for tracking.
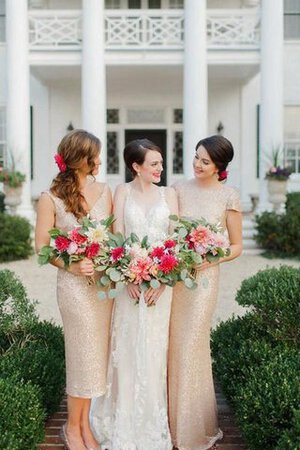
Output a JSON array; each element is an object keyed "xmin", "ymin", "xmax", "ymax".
[{"xmin": 0, "ymin": 0, "xmax": 299, "ymax": 237}]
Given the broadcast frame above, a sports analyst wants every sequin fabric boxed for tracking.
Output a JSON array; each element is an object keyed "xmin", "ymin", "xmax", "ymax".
[
  {"xmin": 168, "ymin": 180, "xmax": 241, "ymax": 450},
  {"xmin": 45, "ymin": 184, "xmax": 113, "ymax": 398}
]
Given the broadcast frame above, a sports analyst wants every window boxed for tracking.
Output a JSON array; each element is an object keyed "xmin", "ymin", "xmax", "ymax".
[
  {"xmin": 105, "ymin": 0, "xmax": 121, "ymax": 8},
  {"xmin": 128, "ymin": 0, "xmax": 141, "ymax": 8},
  {"xmin": 0, "ymin": 107, "xmax": 6, "ymax": 167},
  {"xmin": 107, "ymin": 132, "xmax": 120, "ymax": 174},
  {"xmin": 284, "ymin": 0, "xmax": 300, "ymax": 39},
  {"xmin": 173, "ymin": 131, "xmax": 183, "ymax": 174},
  {"xmin": 107, "ymin": 109, "xmax": 120, "ymax": 124},
  {"xmin": 149, "ymin": 0, "xmax": 161, "ymax": 8},
  {"xmin": 169, "ymin": 0, "xmax": 184, "ymax": 8},
  {"xmin": 284, "ymin": 106, "xmax": 300, "ymax": 173}
]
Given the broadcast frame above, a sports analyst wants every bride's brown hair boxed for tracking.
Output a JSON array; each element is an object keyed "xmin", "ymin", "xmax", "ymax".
[{"xmin": 50, "ymin": 129, "xmax": 101, "ymax": 219}]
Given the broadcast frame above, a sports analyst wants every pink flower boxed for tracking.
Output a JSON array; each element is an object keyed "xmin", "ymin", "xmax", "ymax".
[
  {"xmin": 194, "ymin": 243, "xmax": 209, "ymax": 256},
  {"xmin": 150, "ymin": 246, "xmax": 165, "ymax": 259},
  {"xmin": 69, "ymin": 229, "xmax": 87, "ymax": 245},
  {"xmin": 86, "ymin": 242, "xmax": 100, "ymax": 259},
  {"xmin": 111, "ymin": 246, "xmax": 125, "ymax": 262},
  {"xmin": 54, "ymin": 153, "xmax": 67, "ymax": 172},
  {"xmin": 189, "ymin": 225, "xmax": 211, "ymax": 245},
  {"xmin": 164, "ymin": 239, "xmax": 177, "ymax": 249},
  {"xmin": 158, "ymin": 254, "xmax": 178, "ymax": 274},
  {"xmin": 55, "ymin": 236, "xmax": 71, "ymax": 252},
  {"xmin": 129, "ymin": 257, "xmax": 153, "ymax": 284},
  {"xmin": 67, "ymin": 241, "xmax": 78, "ymax": 255}
]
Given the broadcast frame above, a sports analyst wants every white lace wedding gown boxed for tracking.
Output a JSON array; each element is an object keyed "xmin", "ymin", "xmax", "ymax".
[{"xmin": 90, "ymin": 185, "xmax": 173, "ymax": 450}]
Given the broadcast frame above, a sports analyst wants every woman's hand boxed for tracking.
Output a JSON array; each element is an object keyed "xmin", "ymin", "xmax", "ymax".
[
  {"xmin": 194, "ymin": 258, "xmax": 221, "ymax": 272},
  {"xmin": 127, "ymin": 283, "xmax": 141, "ymax": 301},
  {"xmin": 144, "ymin": 284, "xmax": 166, "ymax": 307},
  {"xmin": 68, "ymin": 258, "xmax": 95, "ymax": 277}
]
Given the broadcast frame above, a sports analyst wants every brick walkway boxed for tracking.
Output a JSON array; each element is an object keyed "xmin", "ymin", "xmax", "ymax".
[{"xmin": 38, "ymin": 384, "xmax": 246, "ymax": 450}]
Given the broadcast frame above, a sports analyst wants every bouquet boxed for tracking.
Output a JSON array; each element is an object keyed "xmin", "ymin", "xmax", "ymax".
[
  {"xmin": 38, "ymin": 215, "xmax": 114, "ymax": 284},
  {"xmin": 170, "ymin": 215, "xmax": 230, "ymax": 269},
  {"xmin": 96, "ymin": 232, "xmax": 197, "ymax": 300}
]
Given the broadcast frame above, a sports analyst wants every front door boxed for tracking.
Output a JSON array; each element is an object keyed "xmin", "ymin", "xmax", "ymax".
[{"xmin": 124, "ymin": 129, "xmax": 167, "ymax": 186}]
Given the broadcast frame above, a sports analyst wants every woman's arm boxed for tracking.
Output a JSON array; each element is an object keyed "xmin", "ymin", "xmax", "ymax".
[
  {"xmin": 35, "ymin": 194, "xmax": 94, "ymax": 276},
  {"xmin": 112, "ymin": 184, "xmax": 126, "ymax": 235}
]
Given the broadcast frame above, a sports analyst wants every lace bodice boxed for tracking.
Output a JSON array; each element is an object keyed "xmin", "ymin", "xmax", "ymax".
[{"xmin": 124, "ymin": 185, "xmax": 170, "ymax": 244}]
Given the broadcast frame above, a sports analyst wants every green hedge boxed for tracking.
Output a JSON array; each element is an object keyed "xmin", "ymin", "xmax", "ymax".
[
  {"xmin": 276, "ymin": 409, "xmax": 300, "ymax": 450},
  {"xmin": 0, "ymin": 191, "xmax": 5, "ymax": 213},
  {"xmin": 255, "ymin": 192, "xmax": 300, "ymax": 257},
  {"xmin": 211, "ymin": 266, "xmax": 300, "ymax": 450},
  {"xmin": 0, "ymin": 377, "xmax": 45, "ymax": 450},
  {"xmin": 0, "ymin": 213, "xmax": 33, "ymax": 262},
  {"xmin": 0, "ymin": 270, "xmax": 65, "ymax": 448}
]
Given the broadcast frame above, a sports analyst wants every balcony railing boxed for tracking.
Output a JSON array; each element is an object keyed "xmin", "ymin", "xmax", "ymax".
[{"xmin": 28, "ymin": 8, "xmax": 260, "ymax": 51}]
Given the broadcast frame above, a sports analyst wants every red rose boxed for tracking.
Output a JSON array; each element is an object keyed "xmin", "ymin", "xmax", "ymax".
[
  {"xmin": 186, "ymin": 234, "xmax": 195, "ymax": 250},
  {"xmin": 69, "ymin": 229, "xmax": 88, "ymax": 245},
  {"xmin": 86, "ymin": 242, "xmax": 100, "ymax": 259},
  {"xmin": 150, "ymin": 246, "xmax": 165, "ymax": 259},
  {"xmin": 164, "ymin": 239, "xmax": 177, "ymax": 249},
  {"xmin": 158, "ymin": 254, "xmax": 179, "ymax": 274},
  {"xmin": 55, "ymin": 236, "xmax": 71, "ymax": 252},
  {"xmin": 111, "ymin": 246, "xmax": 125, "ymax": 262}
]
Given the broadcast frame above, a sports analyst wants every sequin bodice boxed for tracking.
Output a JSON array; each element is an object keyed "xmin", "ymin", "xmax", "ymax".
[
  {"xmin": 124, "ymin": 185, "xmax": 170, "ymax": 244},
  {"xmin": 175, "ymin": 179, "xmax": 241, "ymax": 230}
]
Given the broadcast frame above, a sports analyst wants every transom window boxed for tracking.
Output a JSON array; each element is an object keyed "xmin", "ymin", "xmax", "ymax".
[
  {"xmin": 105, "ymin": 0, "xmax": 183, "ymax": 8},
  {"xmin": 284, "ymin": 0, "xmax": 300, "ymax": 39}
]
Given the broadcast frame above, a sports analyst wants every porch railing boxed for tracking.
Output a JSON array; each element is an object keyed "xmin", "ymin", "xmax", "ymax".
[{"xmin": 28, "ymin": 8, "xmax": 260, "ymax": 51}]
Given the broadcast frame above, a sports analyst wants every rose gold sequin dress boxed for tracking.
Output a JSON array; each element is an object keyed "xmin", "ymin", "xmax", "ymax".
[
  {"xmin": 168, "ymin": 180, "xmax": 241, "ymax": 450},
  {"xmin": 45, "ymin": 184, "xmax": 113, "ymax": 398}
]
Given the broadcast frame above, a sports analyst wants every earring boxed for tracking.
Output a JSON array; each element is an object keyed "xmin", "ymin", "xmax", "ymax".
[{"xmin": 137, "ymin": 172, "xmax": 141, "ymax": 177}]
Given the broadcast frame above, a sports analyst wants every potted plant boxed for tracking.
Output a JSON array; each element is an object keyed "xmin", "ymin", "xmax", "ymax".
[
  {"xmin": 0, "ymin": 162, "xmax": 26, "ymax": 214},
  {"xmin": 265, "ymin": 148, "xmax": 292, "ymax": 212}
]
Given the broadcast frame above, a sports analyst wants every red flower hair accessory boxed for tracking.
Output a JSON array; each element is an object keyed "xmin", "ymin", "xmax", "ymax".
[
  {"xmin": 54, "ymin": 153, "xmax": 67, "ymax": 172},
  {"xmin": 219, "ymin": 170, "xmax": 228, "ymax": 181}
]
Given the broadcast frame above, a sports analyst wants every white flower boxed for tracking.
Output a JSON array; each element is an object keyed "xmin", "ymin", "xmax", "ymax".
[{"xmin": 86, "ymin": 224, "xmax": 109, "ymax": 243}]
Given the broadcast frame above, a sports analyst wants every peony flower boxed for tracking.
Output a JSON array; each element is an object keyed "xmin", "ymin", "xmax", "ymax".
[
  {"xmin": 55, "ymin": 236, "xmax": 71, "ymax": 252},
  {"xmin": 128, "ymin": 243, "xmax": 148, "ymax": 259},
  {"xmin": 67, "ymin": 241, "xmax": 78, "ymax": 255},
  {"xmin": 158, "ymin": 254, "xmax": 178, "ymax": 274},
  {"xmin": 69, "ymin": 228, "xmax": 88, "ymax": 245},
  {"xmin": 86, "ymin": 242, "xmax": 100, "ymax": 259},
  {"xmin": 194, "ymin": 243, "xmax": 209, "ymax": 256},
  {"xmin": 111, "ymin": 246, "xmax": 125, "ymax": 262},
  {"xmin": 164, "ymin": 239, "xmax": 177, "ymax": 249},
  {"xmin": 189, "ymin": 225, "xmax": 211, "ymax": 245}
]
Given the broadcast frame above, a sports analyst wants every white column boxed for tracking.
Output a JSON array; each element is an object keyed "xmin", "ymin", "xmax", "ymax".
[
  {"xmin": 6, "ymin": 0, "xmax": 34, "ymax": 220},
  {"xmin": 82, "ymin": 0, "xmax": 107, "ymax": 181},
  {"xmin": 258, "ymin": 0, "xmax": 284, "ymax": 211},
  {"xmin": 183, "ymin": 0, "xmax": 208, "ymax": 179}
]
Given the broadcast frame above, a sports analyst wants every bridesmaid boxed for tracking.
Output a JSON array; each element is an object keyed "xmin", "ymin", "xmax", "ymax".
[
  {"xmin": 35, "ymin": 130, "xmax": 113, "ymax": 450},
  {"xmin": 168, "ymin": 135, "xmax": 243, "ymax": 450}
]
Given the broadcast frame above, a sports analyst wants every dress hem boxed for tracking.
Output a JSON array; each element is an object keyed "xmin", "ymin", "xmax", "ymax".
[
  {"xmin": 175, "ymin": 428, "xmax": 223, "ymax": 450},
  {"xmin": 66, "ymin": 387, "xmax": 107, "ymax": 399}
]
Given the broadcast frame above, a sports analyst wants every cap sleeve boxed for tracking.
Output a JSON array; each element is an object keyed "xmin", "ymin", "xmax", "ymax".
[{"xmin": 226, "ymin": 188, "xmax": 241, "ymax": 212}]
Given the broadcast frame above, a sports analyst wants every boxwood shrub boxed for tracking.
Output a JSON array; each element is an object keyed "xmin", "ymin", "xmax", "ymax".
[
  {"xmin": 211, "ymin": 266, "xmax": 300, "ymax": 450},
  {"xmin": 0, "ymin": 377, "xmax": 45, "ymax": 450},
  {"xmin": 0, "ymin": 213, "xmax": 33, "ymax": 262},
  {"xmin": 255, "ymin": 192, "xmax": 300, "ymax": 257}
]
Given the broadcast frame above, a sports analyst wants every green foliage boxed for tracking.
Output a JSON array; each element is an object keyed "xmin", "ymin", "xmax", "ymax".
[
  {"xmin": 0, "ymin": 270, "xmax": 65, "ymax": 446},
  {"xmin": 0, "ymin": 213, "xmax": 33, "ymax": 262},
  {"xmin": 255, "ymin": 193, "xmax": 300, "ymax": 257},
  {"xmin": 211, "ymin": 266, "xmax": 300, "ymax": 450},
  {"xmin": 0, "ymin": 270, "xmax": 37, "ymax": 349},
  {"xmin": 276, "ymin": 409, "xmax": 300, "ymax": 449},
  {"xmin": 0, "ymin": 191, "xmax": 5, "ymax": 212},
  {"xmin": 0, "ymin": 377, "xmax": 45, "ymax": 450},
  {"xmin": 236, "ymin": 266, "xmax": 300, "ymax": 343}
]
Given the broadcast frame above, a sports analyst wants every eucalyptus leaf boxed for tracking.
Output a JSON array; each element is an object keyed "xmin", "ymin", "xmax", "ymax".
[
  {"xmin": 108, "ymin": 289, "xmax": 118, "ymax": 299},
  {"xmin": 98, "ymin": 291, "xmax": 107, "ymax": 301},
  {"xmin": 180, "ymin": 269, "xmax": 188, "ymax": 280},
  {"xmin": 115, "ymin": 281, "xmax": 125, "ymax": 292},
  {"xmin": 184, "ymin": 278, "xmax": 194, "ymax": 289},
  {"xmin": 150, "ymin": 279, "xmax": 160, "ymax": 290},
  {"xmin": 110, "ymin": 269, "xmax": 121, "ymax": 282},
  {"xmin": 100, "ymin": 275, "xmax": 110, "ymax": 286}
]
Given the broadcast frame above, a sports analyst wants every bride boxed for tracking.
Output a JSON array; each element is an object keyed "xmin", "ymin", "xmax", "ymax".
[{"xmin": 90, "ymin": 139, "xmax": 178, "ymax": 450}]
